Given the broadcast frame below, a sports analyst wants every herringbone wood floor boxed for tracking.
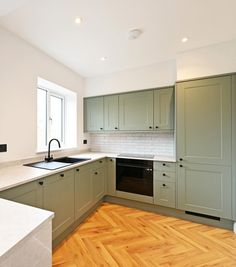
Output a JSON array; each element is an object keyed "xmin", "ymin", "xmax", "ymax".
[{"xmin": 52, "ymin": 203, "xmax": 236, "ymax": 267}]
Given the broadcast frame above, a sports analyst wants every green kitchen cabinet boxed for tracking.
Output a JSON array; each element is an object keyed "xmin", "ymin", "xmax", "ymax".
[
  {"xmin": 74, "ymin": 164, "xmax": 93, "ymax": 219},
  {"xmin": 119, "ymin": 90, "xmax": 153, "ymax": 131},
  {"xmin": 92, "ymin": 161, "xmax": 106, "ymax": 203},
  {"xmin": 104, "ymin": 95, "xmax": 119, "ymax": 131},
  {"xmin": 0, "ymin": 180, "xmax": 43, "ymax": 208},
  {"xmin": 106, "ymin": 158, "xmax": 116, "ymax": 196},
  {"xmin": 43, "ymin": 169, "xmax": 75, "ymax": 239},
  {"xmin": 232, "ymin": 75, "xmax": 236, "ymax": 221},
  {"xmin": 154, "ymin": 87, "xmax": 174, "ymax": 131},
  {"xmin": 176, "ymin": 76, "xmax": 232, "ymax": 165},
  {"xmin": 154, "ymin": 181, "xmax": 176, "ymax": 208},
  {"xmin": 84, "ymin": 96, "xmax": 104, "ymax": 132},
  {"xmin": 177, "ymin": 163, "xmax": 232, "ymax": 219}
]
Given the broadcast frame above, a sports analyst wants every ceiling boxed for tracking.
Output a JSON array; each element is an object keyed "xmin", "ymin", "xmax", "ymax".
[{"xmin": 0, "ymin": 0, "xmax": 236, "ymax": 77}]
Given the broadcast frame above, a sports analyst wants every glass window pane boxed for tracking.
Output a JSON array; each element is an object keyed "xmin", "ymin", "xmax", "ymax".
[
  {"xmin": 49, "ymin": 95, "xmax": 63, "ymax": 142},
  {"xmin": 37, "ymin": 88, "xmax": 47, "ymax": 148}
]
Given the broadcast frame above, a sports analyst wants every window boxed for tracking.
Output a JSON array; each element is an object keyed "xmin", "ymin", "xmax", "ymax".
[
  {"xmin": 37, "ymin": 77, "xmax": 77, "ymax": 152},
  {"xmin": 37, "ymin": 88, "xmax": 65, "ymax": 147}
]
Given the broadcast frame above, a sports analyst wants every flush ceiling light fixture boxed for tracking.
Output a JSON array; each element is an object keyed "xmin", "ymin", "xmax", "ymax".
[
  {"xmin": 100, "ymin": 56, "xmax": 108, "ymax": 61},
  {"xmin": 128, "ymin": 29, "xmax": 142, "ymax": 40},
  {"xmin": 182, "ymin": 37, "xmax": 189, "ymax": 43},
  {"xmin": 75, "ymin": 17, "xmax": 82, "ymax": 24}
]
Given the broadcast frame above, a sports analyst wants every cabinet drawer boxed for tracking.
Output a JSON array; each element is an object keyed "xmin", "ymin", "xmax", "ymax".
[
  {"xmin": 154, "ymin": 170, "xmax": 176, "ymax": 182},
  {"xmin": 154, "ymin": 161, "xmax": 176, "ymax": 172},
  {"xmin": 154, "ymin": 181, "xmax": 176, "ymax": 208},
  {"xmin": 93, "ymin": 158, "xmax": 106, "ymax": 169}
]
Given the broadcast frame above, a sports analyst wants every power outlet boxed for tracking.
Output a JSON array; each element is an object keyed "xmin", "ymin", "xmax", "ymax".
[
  {"xmin": 83, "ymin": 140, "xmax": 87, "ymax": 145},
  {"xmin": 0, "ymin": 144, "xmax": 7, "ymax": 152}
]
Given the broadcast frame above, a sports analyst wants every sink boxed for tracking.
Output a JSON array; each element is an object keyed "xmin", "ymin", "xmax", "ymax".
[
  {"xmin": 53, "ymin": 157, "xmax": 91, "ymax": 164},
  {"xmin": 24, "ymin": 157, "xmax": 91, "ymax": 170}
]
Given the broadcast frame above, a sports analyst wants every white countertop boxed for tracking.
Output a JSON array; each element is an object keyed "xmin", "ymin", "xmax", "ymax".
[
  {"xmin": 0, "ymin": 152, "xmax": 175, "ymax": 192},
  {"xmin": 0, "ymin": 198, "xmax": 54, "ymax": 261}
]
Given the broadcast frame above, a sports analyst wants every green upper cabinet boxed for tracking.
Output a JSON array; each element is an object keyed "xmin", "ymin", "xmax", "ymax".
[
  {"xmin": 0, "ymin": 180, "xmax": 43, "ymax": 209},
  {"xmin": 176, "ymin": 76, "xmax": 232, "ymax": 165},
  {"xmin": 119, "ymin": 90, "xmax": 153, "ymax": 131},
  {"xmin": 84, "ymin": 96, "xmax": 104, "ymax": 132},
  {"xmin": 43, "ymin": 169, "xmax": 75, "ymax": 240},
  {"xmin": 154, "ymin": 87, "xmax": 174, "ymax": 131},
  {"xmin": 104, "ymin": 95, "xmax": 119, "ymax": 131}
]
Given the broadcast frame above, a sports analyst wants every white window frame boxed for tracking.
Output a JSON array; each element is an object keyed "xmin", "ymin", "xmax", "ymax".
[{"xmin": 37, "ymin": 86, "xmax": 65, "ymax": 148}]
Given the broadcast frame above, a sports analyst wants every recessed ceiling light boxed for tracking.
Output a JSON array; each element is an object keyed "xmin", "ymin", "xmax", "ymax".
[
  {"xmin": 100, "ymin": 57, "xmax": 108, "ymax": 61},
  {"xmin": 128, "ymin": 29, "xmax": 142, "ymax": 40},
  {"xmin": 75, "ymin": 17, "xmax": 82, "ymax": 24},
  {"xmin": 182, "ymin": 37, "xmax": 188, "ymax": 43}
]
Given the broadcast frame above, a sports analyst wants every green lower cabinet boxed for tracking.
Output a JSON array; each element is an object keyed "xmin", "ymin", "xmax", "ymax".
[
  {"xmin": 106, "ymin": 158, "xmax": 116, "ymax": 196},
  {"xmin": 42, "ymin": 169, "xmax": 75, "ymax": 240},
  {"xmin": 92, "ymin": 165, "xmax": 106, "ymax": 203},
  {"xmin": 154, "ymin": 181, "xmax": 176, "ymax": 208},
  {"xmin": 0, "ymin": 180, "xmax": 43, "ymax": 208},
  {"xmin": 177, "ymin": 163, "xmax": 232, "ymax": 219},
  {"xmin": 74, "ymin": 165, "xmax": 93, "ymax": 220}
]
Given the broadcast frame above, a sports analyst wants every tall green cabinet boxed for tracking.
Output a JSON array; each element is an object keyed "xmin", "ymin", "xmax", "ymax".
[{"xmin": 176, "ymin": 75, "xmax": 232, "ymax": 219}]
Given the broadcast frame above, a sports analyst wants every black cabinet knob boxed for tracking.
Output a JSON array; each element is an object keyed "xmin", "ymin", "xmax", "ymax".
[
  {"xmin": 155, "ymin": 126, "xmax": 159, "ymax": 129},
  {"xmin": 39, "ymin": 181, "xmax": 44, "ymax": 186},
  {"xmin": 162, "ymin": 163, "xmax": 166, "ymax": 166},
  {"xmin": 179, "ymin": 158, "xmax": 183, "ymax": 161},
  {"xmin": 149, "ymin": 126, "xmax": 152, "ymax": 129},
  {"xmin": 110, "ymin": 159, "xmax": 113, "ymax": 162},
  {"xmin": 76, "ymin": 169, "xmax": 80, "ymax": 172},
  {"xmin": 100, "ymin": 128, "xmax": 103, "ymax": 130},
  {"xmin": 94, "ymin": 172, "xmax": 98, "ymax": 175},
  {"xmin": 60, "ymin": 173, "xmax": 64, "ymax": 177},
  {"xmin": 163, "ymin": 173, "xmax": 166, "ymax": 176},
  {"xmin": 99, "ymin": 160, "xmax": 103, "ymax": 163},
  {"xmin": 115, "ymin": 127, "xmax": 118, "ymax": 130},
  {"xmin": 179, "ymin": 164, "xmax": 183, "ymax": 168},
  {"xmin": 162, "ymin": 184, "xmax": 166, "ymax": 187}
]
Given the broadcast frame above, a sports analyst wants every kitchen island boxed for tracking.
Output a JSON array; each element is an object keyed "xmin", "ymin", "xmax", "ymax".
[{"xmin": 0, "ymin": 198, "xmax": 54, "ymax": 267}]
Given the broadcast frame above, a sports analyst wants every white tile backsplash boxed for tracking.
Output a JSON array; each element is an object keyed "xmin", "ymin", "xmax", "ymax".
[{"xmin": 90, "ymin": 132, "xmax": 175, "ymax": 156}]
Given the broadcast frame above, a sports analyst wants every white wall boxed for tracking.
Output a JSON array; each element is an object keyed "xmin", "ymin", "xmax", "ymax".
[
  {"xmin": 85, "ymin": 39, "xmax": 236, "ymax": 98},
  {"xmin": 0, "ymin": 26, "xmax": 87, "ymax": 163},
  {"xmin": 177, "ymin": 39, "xmax": 236, "ymax": 80},
  {"xmin": 85, "ymin": 60, "xmax": 176, "ymax": 97}
]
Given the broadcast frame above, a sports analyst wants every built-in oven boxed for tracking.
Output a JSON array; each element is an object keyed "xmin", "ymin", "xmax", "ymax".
[{"xmin": 116, "ymin": 158, "xmax": 153, "ymax": 197}]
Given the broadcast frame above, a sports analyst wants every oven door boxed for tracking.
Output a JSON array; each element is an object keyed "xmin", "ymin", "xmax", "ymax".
[{"xmin": 116, "ymin": 158, "xmax": 153, "ymax": 197}]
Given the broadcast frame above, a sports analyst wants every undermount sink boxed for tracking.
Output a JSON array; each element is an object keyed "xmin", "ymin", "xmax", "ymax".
[
  {"xmin": 53, "ymin": 157, "xmax": 91, "ymax": 164},
  {"xmin": 24, "ymin": 157, "xmax": 91, "ymax": 170}
]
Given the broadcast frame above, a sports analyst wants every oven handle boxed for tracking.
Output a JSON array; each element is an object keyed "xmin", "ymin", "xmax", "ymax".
[{"xmin": 117, "ymin": 163, "xmax": 153, "ymax": 170}]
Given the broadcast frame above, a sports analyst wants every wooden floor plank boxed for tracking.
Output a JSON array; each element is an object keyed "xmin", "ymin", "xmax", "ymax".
[{"xmin": 53, "ymin": 203, "xmax": 236, "ymax": 266}]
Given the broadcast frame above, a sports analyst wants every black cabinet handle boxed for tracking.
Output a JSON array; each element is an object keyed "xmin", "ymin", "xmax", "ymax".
[
  {"xmin": 60, "ymin": 173, "xmax": 64, "ymax": 177},
  {"xmin": 94, "ymin": 172, "xmax": 98, "ymax": 175},
  {"xmin": 149, "ymin": 126, "xmax": 152, "ymax": 129},
  {"xmin": 76, "ymin": 169, "xmax": 79, "ymax": 172},
  {"xmin": 163, "ymin": 173, "xmax": 166, "ymax": 176},
  {"xmin": 39, "ymin": 181, "xmax": 44, "ymax": 186},
  {"xmin": 155, "ymin": 126, "xmax": 159, "ymax": 129},
  {"xmin": 179, "ymin": 165, "xmax": 183, "ymax": 168},
  {"xmin": 162, "ymin": 184, "xmax": 166, "ymax": 187},
  {"xmin": 162, "ymin": 163, "xmax": 166, "ymax": 166},
  {"xmin": 179, "ymin": 158, "xmax": 183, "ymax": 161}
]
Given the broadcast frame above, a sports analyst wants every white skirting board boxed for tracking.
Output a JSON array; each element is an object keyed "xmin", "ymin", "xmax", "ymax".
[{"xmin": 234, "ymin": 222, "xmax": 236, "ymax": 233}]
